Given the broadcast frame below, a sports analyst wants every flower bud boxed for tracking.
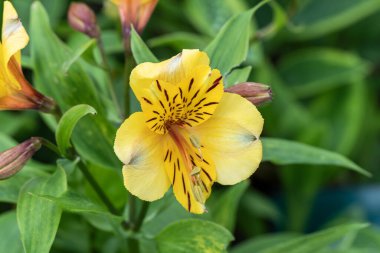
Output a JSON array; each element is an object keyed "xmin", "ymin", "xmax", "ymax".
[
  {"xmin": 0, "ymin": 137, "xmax": 42, "ymax": 180},
  {"xmin": 225, "ymin": 82, "xmax": 272, "ymax": 106},
  {"xmin": 68, "ymin": 2, "xmax": 99, "ymax": 38}
]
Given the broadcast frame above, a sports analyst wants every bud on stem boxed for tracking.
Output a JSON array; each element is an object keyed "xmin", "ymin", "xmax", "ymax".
[
  {"xmin": 68, "ymin": 2, "xmax": 99, "ymax": 38},
  {"xmin": 0, "ymin": 137, "xmax": 42, "ymax": 180},
  {"xmin": 225, "ymin": 82, "xmax": 272, "ymax": 106}
]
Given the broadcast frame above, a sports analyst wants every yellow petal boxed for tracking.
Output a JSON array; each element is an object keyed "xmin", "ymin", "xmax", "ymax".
[
  {"xmin": 178, "ymin": 66, "xmax": 223, "ymax": 128},
  {"xmin": 114, "ymin": 112, "xmax": 170, "ymax": 201},
  {"xmin": 2, "ymin": 1, "xmax": 29, "ymax": 67},
  {"xmin": 163, "ymin": 127, "xmax": 216, "ymax": 214},
  {"xmin": 130, "ymin": 49, "xmax": 209, "ymax": 99},
  {"xmin": 193, "ymin": 93, "xmax": 264, "ymax": 185},
  {"xmin": 136, "ymin": 64, "xmax": 224, "ymax": 134}
]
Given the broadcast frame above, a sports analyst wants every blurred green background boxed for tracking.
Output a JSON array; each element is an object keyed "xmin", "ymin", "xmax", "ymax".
[{"xmin": 1, "ymin": 0, "xmax": 380, "ymax": 252}]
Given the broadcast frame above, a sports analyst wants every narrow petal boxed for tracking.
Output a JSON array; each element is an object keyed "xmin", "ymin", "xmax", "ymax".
[
  {"xmin": 163, "ymin": 128, "xmax": 216, "ymax": 214},
  {"xmin": 130, "ymin": 49, "xmax": 209, "ymax": 99},
  {"xmin": 114, "ymin": 112, "xmax": 171, "ymax": 201},
  {"xmin": 193, "ymin": 93, "xmax": 264, "ymax": 185},
  {"xmin": 2, "ymin": 1, "xmax": 29, "ymax": 66}
]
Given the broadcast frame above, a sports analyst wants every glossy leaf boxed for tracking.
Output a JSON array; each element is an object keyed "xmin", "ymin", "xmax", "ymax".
[
  {"xmin": 61, "ymin": 39, "xmax": 97, "ymax": 73},
  {"xmin": 205, "ymin": 0, "xmax": 269, "ymax": 75},
  {"xmin": 0, "ymin": 211, "xmax": 23, "ymax": 253},
  {"xmin": 210, "ymin": 181, "xmax": 249, "ymax": 231},
  {"xmin": 156, "ymin": 219, "xmax": 233, "ymax": 253},
  {"xmin": 57, "ymin": 158, "xmax": 80, "ymax": 176},
  {"xmin": 184, "ymin": 0, "xmax": 247, "ymax": 36},
  {"xmin": 17, "ymin": 167, "xmax": 67, "ymax": 253},
  {"xmin": 262, "ymin": 138, "xmax": 370, "ymax": 177},
  {"xmin": 230, "ymin": 233, "xmax": 298, "ymax": 253},
  {"xmin": 278, "ymin": 48, "xmax": 369, "ymax": 98},
  {"xmin": 37, "ymin": 191, "xmax": 121, "ymax": 221},
  {"xmin": 260, "ymin": 223, "xmax": 368, "ymax": 253},
  {"xmin": 56, "ymin": 104, "xmax": 97, "ymax": 157},
  {"xmin": 131, "ymin": 27, "xmax": 158, "ymax": 64},
  {"xmin": 289, "ymin": 0, "xmax": 380, "ymax": 40},
  {"xmin": 148, "ymin": 32, "xmax": 208, "ymax": 51}
]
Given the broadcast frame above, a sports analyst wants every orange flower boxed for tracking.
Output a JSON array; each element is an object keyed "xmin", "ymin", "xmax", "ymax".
[
  {"xmin": 111, "ymin": 0, "xmax": 158, "ymax": 49},
  {"xmin": 0, "ymin": 1, "xmax": 55, "ymax": 112}
]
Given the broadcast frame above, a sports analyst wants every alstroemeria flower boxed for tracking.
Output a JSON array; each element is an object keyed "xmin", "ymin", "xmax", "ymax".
[
  {"xmin": 114, "ymin": 49, "xmax": 263, "ymax": 214},
  {"xmin": 0, "ymin": 1, "xmax": 54, "ymax": 111}
]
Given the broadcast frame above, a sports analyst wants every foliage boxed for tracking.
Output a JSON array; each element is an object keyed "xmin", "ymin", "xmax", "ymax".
[{"xmin": 1, "ymin": 0, "xmax": 380, "ymax": 252}]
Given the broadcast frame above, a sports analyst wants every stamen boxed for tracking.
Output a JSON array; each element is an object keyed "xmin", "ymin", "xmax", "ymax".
[
  {"xmin": 190, "ymin": 166, "xmax": 207, "ymax": 212},
  {"xmin": 168, "ymin": 125, "xmax": 209, "ymax": 212},
  {"xmin": 189, "ymin": 134, "xmax": 204, "ymax": 162}
]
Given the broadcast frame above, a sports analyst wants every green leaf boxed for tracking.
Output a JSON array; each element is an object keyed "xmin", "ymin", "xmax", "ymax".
[
  {"xmin": 262, "ymin": 138, "xmax": 371, "ymax": 177},
  {"xmin": 56, "ymin": 104, "xmax": 97, "ymax": 157},
  {"xmin": 278, "ymin": 48, "xmax": 369, "ymax": 98},
  {"xmin": 241, "ymin": 190, "xmax": 281, "ymax": 222},
  {"xmin": 0, "ymin": 211, "xmax": 23, "ymax": 253},
  {"xmin": 257, "ymin": 1, "xmax": 287, "ymax": 39},
  {"xmin": 184, "ymin": 0, "xmax": 248, "ymax": 36},
  {"xmin": 210, "ymin": 181, "xmax": 249, "ymax": 231},
  {"xmin": 230, "ymin": 233, "xmax": 298, "ymax": 253},
  {"xmin": 36, "ymin": 191, "xmax": 123, "ymax": 233},
  {"xmin": 57, "ymin": 158, "xmax": 80, "ymax": 176},
  {"xmin": 260, "ymin": 223, "xmax": 368, "ymax": 253},
  {"xmin": 37, "ymin": 191, "xmax": 121, "ymax": 220},
  {"xmin": 141, "ymin": 194, "xmax": 192, "ymax": 236},
  {"xmin": 148, "ymin": 32, "xmax": 208, "ymax": 51},
  {"xmin": 30, "ymin": 2, "xmax": 119, "ymax": 169},
  {"xmin": 225, "ymin": 66, "xmax": 252, "ymax": 87},
  {"xmin": 17, "ymin": 166, "xmax": 67, "ymax": 253},
  {"xmin": 289, "ymin": 0, "xmax": 380, "ymax": 40},
  {"xmin": 0, "ymin": 112, "xmax": 37, "ymax": 136},
  {"xmin": 156, "ymin": 219, "xmax": 233, "ymax": 253},
  {"xmin": 61, "ymin": 39, "xmax": 97, "ymax": 73},
  {"xmin": 131, "ymin": 27, "xmax": 158, "ymax": 64},
  {"xmin": 205, "ymin": 0, "xmax": 269, "ymax": 75}
]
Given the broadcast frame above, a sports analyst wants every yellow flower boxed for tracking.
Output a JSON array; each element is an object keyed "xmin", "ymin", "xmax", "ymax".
[
  {"xmin": 114, "ymin": 49, "xmax": 263, "ymax": 214},
  {"xmin": 0, "ymin": 1, "xmax": 54, "ymax": 111}
]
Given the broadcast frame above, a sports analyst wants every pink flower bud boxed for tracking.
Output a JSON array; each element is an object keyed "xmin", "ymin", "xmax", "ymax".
[
  {"xmin": 0, "ymin": 137, "xmax": 42, "ymax": 180},
  {"xmin": 225, "ymin": 82, "xmax": 272, "ymax": 106},
  {"xmin": 68, "ymin": 2, "xmax": 99, "ymax": 38}
]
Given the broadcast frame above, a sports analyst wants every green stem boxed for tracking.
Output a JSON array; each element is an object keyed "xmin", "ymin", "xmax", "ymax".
[
  {"xmin": 133, "ymin": 201, "xmax": 150, "ymax": 232},
  {"xmin": 41, "ymin": 138, "xmax": 119, "ymax": 216},
  {"xmin": 123, "ymin": 49, "xmax": 136, "ymax": 117},
  {"xmin": 127, "ymin": 237, "xmax": 140, "ymax": 253},
  {"xmin": 40, "ymin": 138, "xmax": 61, "ymax": 156},
  {"xmin": 97, "ymin": 37, "xmax": 123, "ymax": 119},
  {"xmin": 78, "ymin": 161, "xmax": 119, "ymax": 215},
  {"xmin": 128, "ymin": 193, "xmax": 137, "ymax": 228}
]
